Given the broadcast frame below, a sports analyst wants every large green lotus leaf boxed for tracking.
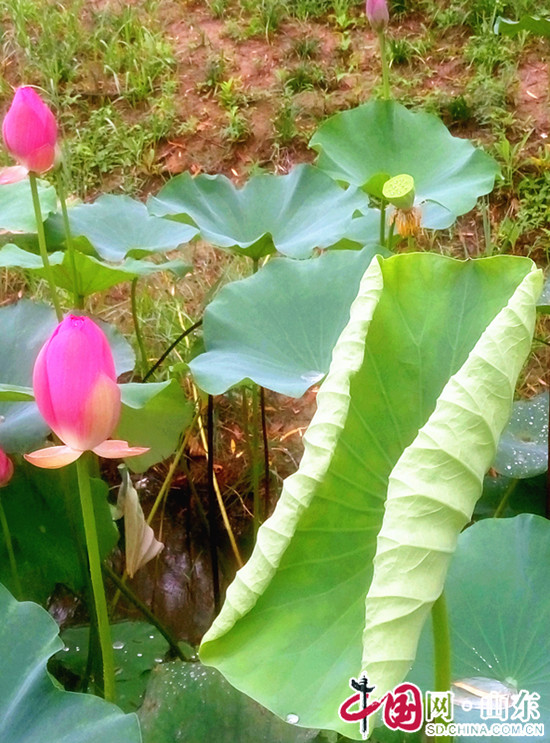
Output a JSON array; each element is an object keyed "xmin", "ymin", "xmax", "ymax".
[
  {"xmin": 0, "ymin": 462, "xmax": 118, "ymax": 604},
  {"xmin": 147, "ymin": 164, "xmax": 369, "ymax": 259},
  {"xmin": 310, "ymin": 101, "xmax": 499, "ymax": 230},
  {"xmin": 117, "ymin": 381, "xmax": 194, "ymax": 472},
  {"xmin": 493, "ymin": 392, "xmax": 547, "ymax": 478},
  {"xmin": 138, "ymin": 660, "xmax": 319, "ymax": 743},
  {"xmin": 66, "ymin": 194, "xmax": 198, "ymax": 261},
  {"xmin": 0, "ymin": 244, "xmax": 191, "ymax": 296},
  {"xmin": 200, "ymin": 253, "xmax": 541, "ymax": 738},
  {"xmin": 0, "ymin": 179, "xmax": 56, "ymax": 232},
  {"xmin": 55, "ymin": 621, "xmax": 170, "ymax": 713},
  {"xmin": 0, "ymin": 583, "xmax": 140, "ymax": 743},
  {"xmin": 0, "ymin": 301, "xmax": 134, "ymax": 452},
  {"xmin": 495, "ymin": 15, "xmax": 550, "ymax": 38},
  {"xmin": 408, "ymin": 515, "xmax": 550, "ymax": 743},
  {"xmin": 189, "ymin": 247, "xmax": 384, "ymax": 397}
]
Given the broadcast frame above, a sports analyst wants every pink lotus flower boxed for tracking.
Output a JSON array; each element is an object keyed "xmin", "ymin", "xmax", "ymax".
[
  {"xmin": 0, "ymin": 448, "xmax": 13, "ymax": 487},
  {"xmin": 2, "ymin": 86, "xmax": 57, "ymax": 174},
  {"xmin": 24, "ymin": 315, "xmax": 149, "ymax": 469},
  {"xmin": 366, "ymin": 0, "xmax": 389, "ymax": 31}
]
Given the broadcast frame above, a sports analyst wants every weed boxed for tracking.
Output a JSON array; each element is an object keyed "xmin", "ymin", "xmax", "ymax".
[
  {"xmin": 491, "ymin": 130, "xmax": 531, "ymax": 191},
  {"xmin": 281, "ymin": 62, "xmax": 327, "ymax": 93},
  {"xmin": 223, "ymin": 105, "xmax": 251, "ymax": 143},
  {"xmin": 218, "ymin": 77, "xmax": 248, "ymax": 110},
  {"xmin": 246, "ymin": 0, "xmax": 287, "ymax": 38},
  {"xmin": 200, "ymin": 53, "xmax": 228, "ymax": 93},
  {"xmin": 388, "ymin": 37, "xmax": 431, "ymax": 66},
  {"xmin": 208, "ymin": 0, "xmax": 231, "ymax": 18},
  {"xmin": 464, "ymin": 33, "xmax": 517, "ymax": 72},
  {"xmin": 271, "ymin": 94, "xmax": 300, "ymax": 144},
  {"xmin": 291, "ymin": 36, "xmax": 321, "ymax": 59},
  {"xmin": 445, "ymin": 95, "xmax": 473, "ymax": 124}
]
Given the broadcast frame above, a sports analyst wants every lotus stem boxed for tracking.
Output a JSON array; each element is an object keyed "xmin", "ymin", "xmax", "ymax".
[
  {"xmin": 76, "ymin": 452, "xmax": 115, "ymax": 702},
  {"xmin": 379, "ymin": 199, "xmax": 387, "ymax": 246},
  {"xmin": 377, "ymin": 31, "xmax": 391, "ymax": 100},
  {"xmin": 431, "ymin": 590, "xmax": 452, "ymax": 743},
  {"xmin": 102, "ymin": 563, "xmax": 189, "ymax": 661},
  {"xmin": 29, "ymin": 172, "xmax": 63, "ymax": 321},
  {"xmin": 0, "ymin": 493, "xmax": 22, "ymax": 599},
  {"xmin": 260, "ymin": 386, "xmax": 270, "ymax": 520},
  {"xmin": 143, "ymin": 319, "xmax": 203, "ymax": 382},
  {"xmin": 208, "ymin": 395, "xmax": 221, "ymax": 614},
  {"xmin": 130, "ymin": 278, "xmax": 148, "ymax": 379},
  {"xmin": 56, "ymin": 168, "xmax": 82, "ymax": 308},
  {"xmin": 494, "ymin": 478, "xmax": 518, "ymax": 518}
]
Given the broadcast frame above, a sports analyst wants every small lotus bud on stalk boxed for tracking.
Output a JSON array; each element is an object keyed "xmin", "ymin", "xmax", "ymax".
[
  {"xmin": 2, "ymin": 86, "xmax": 64, "ymax": 319},
  {"xmin": 366, "ymin": 0, "xmax": 391, "ymax": 99},
  {"xmin": 2, "ymin": 86, "xmax": 58, "ymax": 175},
  {"xmin": 366, "ymin": 0, "xmax": 389, "ymax": 32},
  {"xmin": 0, "ymin": 449, "xmax": 13, "ymax": 488}
]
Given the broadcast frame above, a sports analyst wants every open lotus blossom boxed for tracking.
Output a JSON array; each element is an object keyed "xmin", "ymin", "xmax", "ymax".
[
  {"xmin": 2, "ymin": 86, "xmax": 57, "ymax": 176},
  {"xmin": 366, "ymin": 0, "xmax": 389, "ymax": 31},
  {"xmin": 24, "ymin": 315, "xmax": 149, "ymax": 469},
  {"xmin": 0, "ymin": 448, "xmax": 13, "ymax": 487}
]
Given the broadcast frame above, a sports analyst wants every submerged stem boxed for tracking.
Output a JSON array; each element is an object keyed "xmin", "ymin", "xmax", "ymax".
[
  {"xmin": 29, "ymin": 173, "xmax": 63, "ymax": 321},
  {"xmin": 76, "ymin": 453, "xmax": 115, "ymax": 702}
]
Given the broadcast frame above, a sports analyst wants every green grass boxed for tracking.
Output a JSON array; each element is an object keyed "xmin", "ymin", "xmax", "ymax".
[{"xmin": 0, "ymin": 0, "xmax": 179, "ymax": 195}]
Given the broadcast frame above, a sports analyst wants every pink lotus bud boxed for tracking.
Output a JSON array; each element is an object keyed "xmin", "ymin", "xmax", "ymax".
[
  {"xmin": 2, "ymin": 87, "xmax": 57, "ymax": 173},
  {"xmin": 25, "ymin": 315, "xmax": 148, "ymax": 469},
  {"xmin": 0, "ymin": 449, "xmax": 13, "ymax": 487},
  {"xmin": 366, "ymin": 0, "xmax": 389, "ymax": 31}
]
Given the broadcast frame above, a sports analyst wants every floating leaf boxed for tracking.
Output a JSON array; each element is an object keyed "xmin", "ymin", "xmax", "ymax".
[
  {"xmin": 139, "ymin": 660, "xmax": 320, "ymax": 743},
  {"xmin": 310, "ymin": 100, "xmax": 499, "ymax": 229},
  {"xmin": 148, "ymin": 164, "xmax": 369, "ymax": 259},
  {"xmin": 495, "ymin": 14, "xmax": 550, "ymax": 38},
  {"xmin": 55, "ymin": 621, "xmax": 170, "ymax": 713},
  {"xmin": 117, "ymin": 381, "xmax": 194, "ymax": 472},
  {"xmin": 493, "ymin": 392, "xmax": 548, "ymax": 478},
  {"xmin": 189, "ymin": 247, "xmax": 384, "ymax": 397},
  {"xmin": 0, "ymin": 583, "xmax": 140, "ymax": 742},
  {"xmin": 200, "ymin": 254, "xmax": 541, "ymax": 737},
  {"xmin": 117, "ymin": 466, "xmax": 164, "ymax": 578},
  {"xmin": 408, "ymin": 515, "xmax": 550, "ymax": 742},
  {"xmin": 0, "ymin": 179, "xmax": 56, "ymax": 232},
  {"xmin": 66, "ymin": 194, "xmax": 198, "ymax": 261}
]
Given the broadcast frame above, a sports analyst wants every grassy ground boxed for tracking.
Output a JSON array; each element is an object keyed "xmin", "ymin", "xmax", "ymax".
[{"xmin": 1, "ymin": 0, "xmax": 549, "ymax": 257}]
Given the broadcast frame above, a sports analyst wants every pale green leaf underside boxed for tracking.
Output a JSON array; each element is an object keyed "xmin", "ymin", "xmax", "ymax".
[{"xmin": 200, "ymin": 253, "xmax": 541, "ymax": 738}]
